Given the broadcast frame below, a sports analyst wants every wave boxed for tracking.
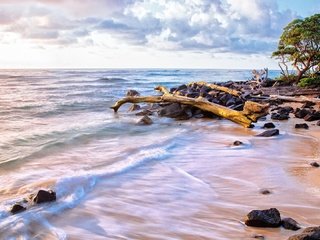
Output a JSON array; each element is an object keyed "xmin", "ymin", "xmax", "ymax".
[{"xmin": 97, "ymin": 77, "xmax": 127, "ymax": 83}]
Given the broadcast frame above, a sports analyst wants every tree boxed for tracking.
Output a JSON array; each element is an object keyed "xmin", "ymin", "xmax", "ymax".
[{"xmin": 272, "ymin": 14, "xmax": 320, "ymax": 82}]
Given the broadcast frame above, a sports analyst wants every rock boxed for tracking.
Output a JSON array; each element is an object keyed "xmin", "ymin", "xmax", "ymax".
[
  {"xmin": 304, "ymin": 111, "xmax": 320, "ymax": 121},
  {"xmin": 137, "ymin": 115, "xmax": 153, "ymax": 125},
  {"xmin": 245, "ymin": 208, "xmax": 281, "ymax": 228},
  {"xmin": 295, "ymin": 123, "xmax": 309, "ymax": 129},
  {"xmin": 259, "ymin": 189, "xmax": 272, "ymax": 195},
  {"xmin": 301, "ymin": 101, "xmax": 315, "ymax": 108},
  {"xmin": 128, "ymin": 104, "xmax": 141, "ymax": 112},
  {"xmin": 281, "ymin": 217, "xmax": 301, "ymax": 231},
  {"xmin": 317, "ymin": 120, "xmax": 320, "ymax": 126},
  {"xmin": 10, "ymin": 204, "xmax": 26, "ymax": 214},
  {"xmin": 233, "ymin": 140, "xmax": 243, "ymax": 146},
  {"xmin": 33, "ymin": 190, "xmax": 56, "ymax": 204},
  {"xmin": 251, "ymin": 234, "xmax": 265, "ymax": 239},
  {"xmin": 158, "ymin": 103, "xmax": 191, "ymax": 119},
  {"xmin": 271, "ymin": 112, "xmax": 289, "ymax": 120},
  {"xmin": 278, "ymin": 106, "xmax": 294, "ymax": 114},
  {"xmin": 310, "ymin": 162, "xmax": 320, "ymax": 167},
  {"xmin": 176, "ymin": 84, "xmax": 187, "ymax": 92},
  {"xmin": 288, "ymin": 226, "xmax": 320, "ymax": 240},
  {"xmin": 126, "ymin": 89, "xmax": 140, "ymax": 97},
  {"xmin": 263, "ymin": 122, "xmax": 275, "ymax": 129},
  {"xmin": 256, "ymin": 129, "xmax": 279, "ymax": 137},
  {"xmin": 135, "ymin": 109, "xmax": 153, "ymax": 116},
  {"xmin": 294, "ymin": 108, "xmax": 310, "ymax": 118}
]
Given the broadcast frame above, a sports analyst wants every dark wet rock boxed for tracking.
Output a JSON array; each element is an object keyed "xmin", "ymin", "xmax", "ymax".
[
  {"xmin": 33, "ymin": 190, "xmax": 56, "ymax": 204},
  {"xmin": 251, "ymin": 234, "xmax": 265, "ymax": 239},
  {"xmin": 245, "ymin": 208, "xmax": 281, "ymax": 228},
  {"xmin": 10, "ymin": 204, "xmax": 26, "ymax": 214},
  {"xmin": 199, "ymin": 86, "xmax": 211, "ymax": 97},
  {"xmin": 288, "ymin": 226, "xmax": 320, "ymax": 240},
  {"xmin": 278, "ymin": 106, "xmax": 294, "ymax": 114},
  {"xmin": 304, "ymin": 111, "xmax": 320, "ymax": 121},
  {"xmin": 226, "ymin": 97, "xmax": 237, "ymax": 107},
  {"xmin": 233, "ymin": 140, "xmax": 243, "ymax": 146},
  {"xmin": 310, "ymin": 162, "xmax": 320, "ymax": 167},
  {"xmin": 271, "ymin": 112, "xmax": 289, "ymax": 120},
  {"xmin": 281, "ymin": 218, "xmax": 301, "ymax": 231},
  {"xmin": 295, "ymin": 123, "xmax": 309, "ymax": 129},
  {"xmin": 158, "ymin": 103, "xmax": 191, "ymax": 120},
  {"xmin": 176, "ymin": 84, "xmax": 187, "ymax": 92},
  {"xmin": 137, "ymin": 115, "xmax": 153, "ymax": 125},
  {"xmin": 259, "ymin": 189, "xmax": 272, "ymax": 195},
  {"xmin": 294, "ymin": 108, "xmax": 310, "ymax": 119},
  {"xmin": 256, "ymin": 129, "xmax": 279, "ymax": 137},
  {"xmin": 186, "ymin": 92, "xmax": 200, "ymax": 98},
  {"xmin": 230, "ymin": 104, "xmax": 244, "ymax": 111},
  {"xmin": 317, "ymin": 120, "xmax": 320, "ymax": 126},
  {"xmin": 128, "ymin": 104, "xmax": 141, "ymax": 112},
  {"xmin": 170, "ymin": 87, "xmax": 177, "ymax": 93},
  {"xmin": 126, "ymin": 89, "xmax": 140, "ymax": 97},
  {"xmin": 301, "ymin": 101, "xmax": 315, "ymax": 108},
  {"xmin": 263, "ymin": 122, "xmax": 275, "ymax": 129},
  {"xmin": 135, "ymin": 109, "xmax": 153, "ymax": 116}
]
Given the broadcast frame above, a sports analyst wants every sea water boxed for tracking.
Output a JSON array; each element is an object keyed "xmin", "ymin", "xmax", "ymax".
[{"xmin": 0, "ymin": 69, "xmax": 319, "ymax": 240}]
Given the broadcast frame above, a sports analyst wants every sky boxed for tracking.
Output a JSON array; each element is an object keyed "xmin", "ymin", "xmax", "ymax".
[{"xmin": 0, "ymin": 0, "xmax": 319, "ymax": 69}]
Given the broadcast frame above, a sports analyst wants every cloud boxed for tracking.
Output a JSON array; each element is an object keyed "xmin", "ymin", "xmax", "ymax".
[{"xmin": 0, "ymin": 0, "xmax": 298, "ymax": 54}]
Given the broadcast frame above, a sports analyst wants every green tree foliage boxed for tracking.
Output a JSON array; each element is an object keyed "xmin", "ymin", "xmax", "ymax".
[{"xmin": 272, "ymin": 14, "xmax": 320, "ymax": 82}]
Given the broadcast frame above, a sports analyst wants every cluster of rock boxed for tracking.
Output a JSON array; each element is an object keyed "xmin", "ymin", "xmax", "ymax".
[
  {"xmin": 245, "ymin": 208, "xmax": 320, "ymax": 239},
  {"xmin": 9, "ymin": 189, "xmax": 56, "ymax": 214}
]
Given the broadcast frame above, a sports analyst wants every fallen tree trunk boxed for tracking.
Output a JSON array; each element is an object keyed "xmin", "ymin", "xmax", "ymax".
[
  {"xmin": 111, "ymin": 86, "xmax": 268, "ymax": 127},
  {"xmin": 190, "ymin": 81, "xmax": 241, "ymax": 97}
]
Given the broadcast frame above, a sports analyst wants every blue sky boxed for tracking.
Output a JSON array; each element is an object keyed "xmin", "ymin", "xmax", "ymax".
[{"xmin": 0, "ymin": 0, "xmax": 319, "ymax": 69}]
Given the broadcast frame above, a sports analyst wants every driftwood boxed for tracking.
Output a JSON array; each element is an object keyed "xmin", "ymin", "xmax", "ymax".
[
  {"xmin": 111, "ymin": 86, "xmax": 268, "ymax": 127},
  {"xmin": 189, "ymin": 81, "xmax": 241, "ymax": 97},
  {"xmin": 269, "ymin": 95, "xmax": 320, "ymax": 104}
]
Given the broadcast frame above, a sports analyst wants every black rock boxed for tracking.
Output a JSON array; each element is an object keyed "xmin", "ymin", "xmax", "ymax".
[
  {"xmin": 158, "ymin": 103, "xmax": 191, "ymax": 120},
  {"xmin": 256, "ymin": 129, "xmax": 279, "ymax": 137},
  {"xmin": 304, "ymin": 111, "xmax": 320, "ymax": 121},
  {"xmin": 317, "ymin": 120, "xmax": 320, "ymax": 126},
  {"xmin": 281, "ymin": 217, "xmax": 301, "ymax": 231},
  {"xmin": 259, "ymin": 189, "xmax": 272, "ymax": 195},
  {"xmin": 310, "ymin": 162, "xmax": 320, "ymax": 167},
  {"xmin": 233, "ymin": 140, "xmax": 243, "ymax": 146},
  {"xmin": 294, "ymin": 108, "xmax": 310, "ymax": 118},
  {"xmin": 301, "ymin": 101, "xmax": 315, "ymax": 108},
  {"xmin": 288, "ymin": 226, "xmax": 320, "ymax": 240},
  {"xmin": 245, "ymin": 208, "xmax": 281, "ymax": 228},
  {"xmin": 10, "ymin": 204, "xmax": 26, "ymax": 214},
  {"xmin": 271, "ymin": 112, "xmax": 289, "ymax": 120},
  {"xmin": 126, "ymin": 89, "xmax": 140, "ymax": 97},
  {"xmin": 278, "ymin": 106, "xmax": 294, "ymax": 114},
  {"xmin": 295, "ymin": 123, "xmax": 309, "ymax": 129},
  {"xmin": 137, "ymin": 115, "xmax": 153, "ymax": 125},
  {"xmin": 128, "ymin": 104, "xmax": 141, "ymax": 112},
  {"xmin": 263, "ymin": 122, "xmax": 275, "ymax": 129},
  {"xmin": 33, "ymin": 190, "xmax": 56, "ymax": 204},
  {"xmin": 251, "ymin": 234, "xmax": 265, "ymax": 239},
  {"xmin": 135, "ymin": 110, "xmax": 153, "ymax": 116},
  {"xmin": 176, "ymin": 84, "xmax": 187, "ymax": 91}
]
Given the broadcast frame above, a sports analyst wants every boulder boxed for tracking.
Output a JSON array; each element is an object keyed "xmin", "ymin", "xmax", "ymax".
[
  {"xmin": 281, "ymin": 218, "xmax": 301, "ymax": 231},
  {"xmin": 10, "ymin": 204, "xmax": 26, "ymax": 214},
  {"xmin": 137, "ymin": 115, "xmax": 153, "ymax": 125},
  {"xmin": 295, "ymin": 123, "xmax": 309, "ymax": 129},
  {"xmin": 33, "ymin": 190, "xmax": 56, "ymax": 204},
  {"xmin": 294, "ymin": 108, "xmax": 310, "ymax": 119},
  {"xmin": 135, "ymin": 109, "xmax": 153, "ymax": 116},
  {"xmin": 271, "ymin": 112, "xmax": 289, "ymax": 120},
  {"xmin": 304, "ymin": 111, "xmax": 320, "ymax": 121},
  {"xmin": 158, "ymin": 103, "xmax": 191, "ymax": 119},
  {"xmin": 288, "ymin": 226, "xmax": 320, "ymax": 240},
  {"xmin": 126, "ymin": 89, "xmax": 140, "ymax": 97},
  {"xmin": 245, "ymin": 208, "xmax": 281, "ymax": 228},
  {"xmin": 301, "ymin": 101, "xmax": 315, "ymax": 108},
  {"xmin": 263, "ymin": 122, "xmax": 275, "ymax": 129},
  {"xmin": 256, "ymin": 129, "xmax": 279, "ymax": 137}
]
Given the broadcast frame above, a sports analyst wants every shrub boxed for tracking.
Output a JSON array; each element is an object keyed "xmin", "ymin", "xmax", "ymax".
[{"xmin": 298, "ymin": 77, "xmax": 320, "ymax": 87}]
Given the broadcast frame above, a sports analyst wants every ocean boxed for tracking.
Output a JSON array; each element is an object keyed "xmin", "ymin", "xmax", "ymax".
[{"xmin": 0, "ymin": 69, "xmax": 319, "ymax": 240}]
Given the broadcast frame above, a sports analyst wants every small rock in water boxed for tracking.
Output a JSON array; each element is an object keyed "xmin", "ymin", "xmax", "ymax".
[
  {"xmin": 135, "ymin": 109, "xmax": 153, "ymax": 116},
  {"xmin": 251, "ymin": 234, "xmax": 265, "ymax": 239},
  {"xmin": 137, "ymin": 115, "xmax": 153, "ymax": 125},
  {"xmin": 33, "ymin": 190, "xmax": 56, "ymax": 204},
  {"xmin": 310, "ymin": 161, "xmax": 320, "ymax": 168},
  {"xmin": 256, "ymin": 129, "xmax": 279, "ymax": 137},
  {"xmin": 317, "ymin": 120, "xmax": 320, "ymax": 126},
  {"xmin": 294, "ymin": 108, "xmax": 310, "ymax": 119},
  {"xmin": 245, "ymin": 208, "xmax": 281, "ymax": 228},
  {"xmin": 263, "ymin": 122, "xmax": 275, "ymax": 129},
  {"xmin": 126, "ymin": 89, "xmax": 140, "ymax": 97},
  {"xmin": 259, "ymin": 189, "xmax": 272, "ymax": 195},
  {"xmin": 10, "ymin": 204, "xmax": 26, "ymax": 214},
  {"xmin": 271, "ymin": 112, "xmax": 289, "ymax": 120},
  {"xmin": 288, "ymin": 226, "xmax": 320, "ymax": 240},
  {"xmin": 281, "ymin": 217, "xmax": 301, "ymax": 231},
  {"xmin": 295, "ymin": 123, "xmax": 309, "ymax": 129},
  {"xmin": 128, "ymin": 104, "xmax": 141, "ymax": 112},
  {"xmin": 304, "ymin": 111, "xmax": 320, "ymax": 121},
  {"xmin": 233, "ymin": 140, "xmax": 243, "ymax": 146}
]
